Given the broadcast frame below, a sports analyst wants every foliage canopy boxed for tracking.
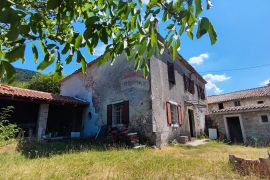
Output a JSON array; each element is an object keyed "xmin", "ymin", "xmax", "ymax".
[
  {"xmin": 26, "ymin": 74, "xmax": 61, "ymax": 94},
  {"xmin": 0, "ymin": 0, "xmax": 217, "ymax": 82}
]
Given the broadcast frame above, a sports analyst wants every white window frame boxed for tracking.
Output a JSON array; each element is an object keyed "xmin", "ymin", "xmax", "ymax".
[
  {"xmin": 258, "ymin": 113, "xmax": 270, "ymax": 124},
  {"xmin": 111, "ymin": 101, "xmax": 125, "ymax": 127},
  {"xmin": 168, "ymin": 100, "xmax": 180, "ymax": 127}
]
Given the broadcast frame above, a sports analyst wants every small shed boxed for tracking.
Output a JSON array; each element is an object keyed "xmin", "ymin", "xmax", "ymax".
[{"xmin": 0, "ymin": 84, "xmax": 89, "ymax": 139}]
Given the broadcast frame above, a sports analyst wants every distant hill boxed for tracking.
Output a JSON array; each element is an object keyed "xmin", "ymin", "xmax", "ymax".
[{"xmin": 15, "ymin": 68, "xmax": 39, "ymax": 82}]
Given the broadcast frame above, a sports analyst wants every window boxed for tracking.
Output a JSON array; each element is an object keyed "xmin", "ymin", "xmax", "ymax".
[
  {"xmin": 197, "ymin": 85, "xmax": 206, "ymax": 100},
  {"xmin": 171, "ymin": 104, "xmax": 178, "ymax": 125},
  {"xmin": 166, "ymin": 102, "xmax": 183, "ymax": 126},
  {"xmin": 218, "ymin": 103, "xmax": 224, "ymax": 110},
  {"xmin": 107, "ymin": 101, "xmax": 129, "ymax": 127},
  {"xmin": 113, "ymin": 103, "xmax": 122, "ymax": 125},
  {"xmin": 183, "ymin": 75, "xmax": 195, "ymax": 94},
  {"xmin": 234, "ymin": 101, "xmax": 241, "ymax": 106},
  {"xmin": 261, "ymin": 115, "xmax": 269, "ymax": 123},
  {"xmin": 167, "ymin": 62, "xmax": 175, "ymax": 84},
  {"xmin": 257, "ymin": 101, "xmax": 264, "ymax": 104}
]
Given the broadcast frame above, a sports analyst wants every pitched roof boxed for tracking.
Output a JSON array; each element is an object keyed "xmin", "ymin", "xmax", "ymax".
[
  {"xmin": 207, "ymin": 86, "xmax": 270, "ymax": 104},
  {"xmin": 0, "ymin": 84, "xmax": 88, "ymax": 106},
  {"xmin": 61, "ymin": 33, "xmax": 206, "ymax": 84},
  {"xmin": 210, "ymin": 104, "xmax": 270, "ymax": 114}
]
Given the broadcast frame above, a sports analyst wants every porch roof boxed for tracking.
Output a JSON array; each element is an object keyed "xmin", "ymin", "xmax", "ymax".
[
  {"xmin": 0, "ymin": 84, "xmax": 89, "ymax": 106},
  {"xmin": 210, "ymin": 104, "xmax": 270, "ymax": 114}
]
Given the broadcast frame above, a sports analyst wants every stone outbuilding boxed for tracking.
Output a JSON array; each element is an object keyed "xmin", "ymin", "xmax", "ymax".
[
  {"xmin": 0, "ymin": 84, "xmax": 88, "ymax": 139},
  {"xmin": 207, "ymin": 85, "xmax": 270, "ymax": 144},
  {"xmin": 61, "ymin": 38, "xmax": 207, "ymax": 146}
]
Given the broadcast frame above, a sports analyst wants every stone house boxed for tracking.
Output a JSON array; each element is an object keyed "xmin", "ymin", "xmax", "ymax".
[
  {"xmin": 61, "ymin": 42, "xmax": 207, "ymax": 146},
  {"xmin": 207, "ymin": 85, "xmax": 270, "ymax": 144}
]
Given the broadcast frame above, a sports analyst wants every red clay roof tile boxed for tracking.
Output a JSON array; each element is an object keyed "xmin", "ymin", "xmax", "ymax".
[
  {"xmin": 0, "ymin": 84, "xmax": 88, "ymax": 106},
  {"xmin": 211, "ymin": 104, "xmax": 270, "ymax": 114},
  {"xmin": 207, "ymin": 86, "xmax": 270, "ymax": 104}
]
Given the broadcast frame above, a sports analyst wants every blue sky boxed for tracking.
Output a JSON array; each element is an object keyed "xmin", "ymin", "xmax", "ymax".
[{"xmin": 13, "ymin": 0, "xmax": 270, "ymax": 95}]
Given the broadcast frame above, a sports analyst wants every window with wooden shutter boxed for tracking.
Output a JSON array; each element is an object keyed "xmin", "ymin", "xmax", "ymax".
[
  {"xmin": 167, "ymin": 62, "xmax": 175, "ymax": 84},
  {"xmin": 107, "ymin": 104, "xmax": 112, "ymax": 127},
  {"xmin": 167, "ymin": 102, "xmax": 181, "ymax": 126},
  {"xmin": 166, "ymin": 102, "xmax": 172, "ymax": 125},
  {"xmin": 197, "ymin": 85, "xmax": 205, "ymax": 100}
]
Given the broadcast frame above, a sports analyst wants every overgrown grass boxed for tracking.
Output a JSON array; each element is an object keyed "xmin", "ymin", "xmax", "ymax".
[{"xmin": 0, "ymin": 140, "xmax": 268, "ymax": 179}]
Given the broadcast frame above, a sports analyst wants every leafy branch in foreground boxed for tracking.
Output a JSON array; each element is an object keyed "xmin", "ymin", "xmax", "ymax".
[
  {"xmin": 0, "ymin": 106, "xmax": 20, "ymax": 142},
  {"xmin": 0, "ymin": 0, "xmax": 217, "ymax": 82}
]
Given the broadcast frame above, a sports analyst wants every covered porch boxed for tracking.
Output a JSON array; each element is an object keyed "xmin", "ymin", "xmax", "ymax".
[{"xmin": 0, "ymin": 84, "xmax": 88, "ymax": 140}]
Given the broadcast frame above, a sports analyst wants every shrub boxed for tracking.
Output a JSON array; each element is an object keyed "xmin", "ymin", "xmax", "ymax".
[
  {"xmin": 26, "ymin": 74, "xmax": 61, "ymax": 94},
  {"xmin": 0, "ymin": 106, "xmax": 20, "ymax": 142}
]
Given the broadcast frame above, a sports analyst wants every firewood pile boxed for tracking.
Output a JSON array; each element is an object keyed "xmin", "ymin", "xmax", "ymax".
[{"xmin": 108, "ymin": 128, "xmax": 139, "ymax": 147}]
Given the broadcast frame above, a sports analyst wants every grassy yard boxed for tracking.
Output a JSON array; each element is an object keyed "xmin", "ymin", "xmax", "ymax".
[{"xmin": 0, "ymin": 140, "xmax": 268, "ymax": 179}]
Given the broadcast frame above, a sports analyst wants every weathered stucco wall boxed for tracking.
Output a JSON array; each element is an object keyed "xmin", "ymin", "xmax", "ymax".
[
  {"xmin": 61, "ymin": 71, "xmax": 99, "ymax": 137},
  {"xmin": 209, "ymin": 110, "xmax": 270, "ymax": 143},
  {"xmin": 61, "ymin": 54, "xmax": 153, "ymax": 140},
  {"xmin": 150, "ymin": 52, "xmax": 207, "ymax": 146}
]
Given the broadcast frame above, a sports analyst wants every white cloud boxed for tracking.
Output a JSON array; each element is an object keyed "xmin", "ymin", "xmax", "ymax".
[
  {"xmin": 261, "ymin": 79, "xmax": 270, "ymax": 86},
  {"xmin": 203, "ymin": 74, "xmax": 231, "ymax": 95},
  {"xmin": 93, "ymin": 44, "xmax": 106, "ymax": 56},
  {"xmin": 188, "ymin": 53, "xmax": 209, "ymax": 65}
]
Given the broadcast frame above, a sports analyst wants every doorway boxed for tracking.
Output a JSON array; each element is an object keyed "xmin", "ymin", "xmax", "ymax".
[
  {"xmin": 188, "ymin": 109, "xmax": 195, "ymax": 137},
  {"xmin": 226, "ymin": 116, "xmax": 244, "ymax": 143}
]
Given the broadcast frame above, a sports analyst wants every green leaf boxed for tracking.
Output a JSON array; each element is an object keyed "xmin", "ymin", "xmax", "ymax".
[
  {"xmin": 195, "ymin": 0, "xmax": 202, "ymax": 17},
  {"xmin": 5, "ymin": 44, "xmax": 25, "ymax": 63},
  {"xmin": 187, "ymin": 31, "xmax": 193, "ymax": 40},
  {"xmin": 137, "ymin": 22, "xmax": 145, "ymax": 35},
  {"xmin": 47, "ymin": 44, "xmax": 56, "ymax": 49},
  {"xmin": 131, "ymin": 15, "xmax": 137, "ymax": 29},
  {"xmin": 151, "ymin": 27, "xmax": 157, "ymax": 48},
  {"xmin": 47, "ymin": 0, "xmax": 59, "ymax": 10},
  {"xmin": 37, "ymin": 53, "xmax": 55, "ymax": 70},
  {"xmin": 141, "ymin": 58, "xmax": 149, "ymax": 78},
  {"xmin": 207, "ymin": 21, "xmax": 217, "ymax": 45},
  {"xmin": 100, "ymin": 28, "xmax": 108, "ymax": 44},
  {"xmin": 99, "ymin": 52, "xmax": 110, "ymax": 65},
  {"xmin": 138, "ymin": 40, "xmax": 147, "ymax": 55},
  {"xmin": 144, "ymin": 19, "xmax": 151, "ymax": 28},
  {"xmin": 31, "ymin": 43, "xmax": 38, "ymax": 63},
  {"xmin": 85, "ymin": 16, "xmax": 100, "ymax": 27},
  {"xmin": 75, "ymin": 35, "xmax": 83, "ymax": 49},
  {"xmin": 134, "ymin": 56, "xmax": 140, "ymax": 71},
  {"xmin": 62, "ymin": 43, "xmax": 70, "ymax": 55},
  {"xmin": 197, "ymin": 17, "xmax": 217, "ymax": 45},
  {"xmin": 65, "ymin": 55, "xmax": 73, "ymax": 64},
  {"xmin": 6, "ymin": 27, "xmax": 19, "ymax": 41},
  {"xmin": 77, "ymin": 51, "xmax": 87, "ymax": 73},
  {"xmin": 1, "ymin": 61, "xmax": 16, "ymax": 83},
  {"xmin": 172, "ymin": 38, "xmax": 180, "ymax": 60},
  {"xmin": 166, "ymin": 24, "xmax": 174, "ymax": 30},
  {"xmin": 40, "ymin": 41, "xmax": 48, "ymax": 54}
]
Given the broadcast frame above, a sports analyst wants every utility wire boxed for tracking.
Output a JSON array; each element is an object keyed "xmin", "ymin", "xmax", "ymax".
[{"xmin": 199, "ymin": 63, "xmax": 270, "ymax": 73}]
